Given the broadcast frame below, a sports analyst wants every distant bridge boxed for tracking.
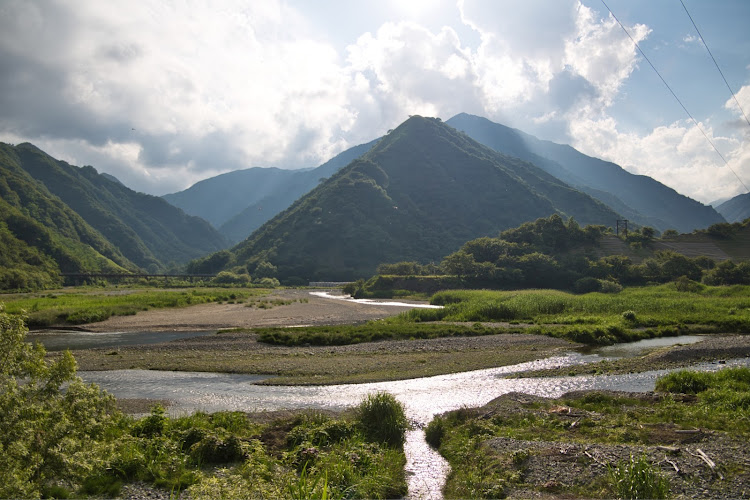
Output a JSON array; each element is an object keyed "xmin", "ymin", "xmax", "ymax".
[{"xmin": 60, "ymin": 273, "xmax": 216, "ymax": 285}]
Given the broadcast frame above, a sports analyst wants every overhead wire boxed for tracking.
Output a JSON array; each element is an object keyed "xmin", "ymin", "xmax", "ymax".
[
  {"xmin": 599, "ymin": 0, "xmax": 749, "ymax": 193},
  {"xmin": 680, "ymin": 0, "xmax": 750, "ymax": 129}
]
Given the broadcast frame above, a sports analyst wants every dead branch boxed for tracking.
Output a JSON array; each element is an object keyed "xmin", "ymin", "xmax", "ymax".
[{"xmin": 688, "ymin": 448, "xmax": 724, "ymax": 480}]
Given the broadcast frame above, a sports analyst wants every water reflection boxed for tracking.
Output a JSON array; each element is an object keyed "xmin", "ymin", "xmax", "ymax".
[
  {"xmin": 79, "ymin": 355, "xmax": 749, "ymax": 499},
  {"xmin": 586, "ymin": 334, "xmax": 706, "ymax": 358},
  {"xmin": 310, "ymin": 291, "xmax": 443, "ymax": 309}
]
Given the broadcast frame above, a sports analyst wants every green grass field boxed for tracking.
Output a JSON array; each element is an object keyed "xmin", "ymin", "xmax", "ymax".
[
  {"xmin": 1, "ymin": 287, "xmax": 268, "ymax": 328},
  {"xmin": 258, "ymin": 283, "xmax": 750, "ymax": 347}
]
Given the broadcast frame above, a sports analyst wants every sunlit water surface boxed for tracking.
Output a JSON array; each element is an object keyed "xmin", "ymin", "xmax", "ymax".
[
  {"xmin": 49, "ymin": 292, "xmax": 732, "ymax": 499},
  {"xmin": 309, "ymin": 290, "xmax": 444, "ymax": 308},
  {"xmin": 80, "ymin": 352, "xmax": 749, "ymax": 499}
]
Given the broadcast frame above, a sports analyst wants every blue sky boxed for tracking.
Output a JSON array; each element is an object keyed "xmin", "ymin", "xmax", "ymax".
[{"xmin": 1, "ymin": 0, "xmax": 748, "ymax": 204}]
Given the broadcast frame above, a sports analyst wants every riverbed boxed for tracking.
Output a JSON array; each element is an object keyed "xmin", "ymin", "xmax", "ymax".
[{"xmin": 79, "ymin": 338, "xmax": 745, "ymax": 500}]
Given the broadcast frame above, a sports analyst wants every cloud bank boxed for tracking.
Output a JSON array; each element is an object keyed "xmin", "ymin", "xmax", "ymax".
[{"xmin": 0, "ymin": 0, "xmax": 747, "ymax": 202}]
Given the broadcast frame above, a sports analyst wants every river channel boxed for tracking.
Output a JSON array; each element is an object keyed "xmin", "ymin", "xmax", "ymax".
[
  {"xmin": 76, "ymin": 336, "xmax": 745, "ymax": 500},
  {"xmin": 29, "ymin": 291, "xmax": 734, "ymax": 500}
]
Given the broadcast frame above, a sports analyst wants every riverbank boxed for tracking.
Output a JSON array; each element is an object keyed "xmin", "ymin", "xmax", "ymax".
[
  {"xmin": 71, "ymin": 331, "xmax": 573, "ymax": 385},
  {"xmin": 521, "ymin": 334, "xmax": 750, "ymax": 378},
  {"xmin": 431, "ymin": 384, "xmax": 750, "ymax": 499},
  {"xmin": 65, "ymin": 289, "xmax": 750, "ymax": 385}
]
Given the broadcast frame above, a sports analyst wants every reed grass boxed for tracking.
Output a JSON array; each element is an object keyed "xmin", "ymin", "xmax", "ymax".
[{"xmin": 2, "ymin": 288, "xmax": 267, "ymax": 327}]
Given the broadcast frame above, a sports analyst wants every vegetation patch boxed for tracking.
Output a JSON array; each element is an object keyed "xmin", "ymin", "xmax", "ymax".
[
  {"xmin": 2, "ymin": 287, "xmax": 268, "ymax": 328},
  {"xmin": 427, "ymin": 367, "xmax": 750, "ymax": 498},
  {"xmin": 0, "ymin": 306, "xmax": 408, "ymax": 498}
]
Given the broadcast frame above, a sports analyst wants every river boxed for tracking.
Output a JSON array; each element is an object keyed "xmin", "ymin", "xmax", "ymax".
[{"xmin": 78, "ymin": 337, "xmax": 744, "ymax": 500}]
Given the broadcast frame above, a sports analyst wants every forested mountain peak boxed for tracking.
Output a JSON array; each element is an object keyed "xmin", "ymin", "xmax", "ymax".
[
  {"xmin": 446, "ymin": 113, "xmax": 725, "ymax": 233},
  {"xmin": 219, "ymin": 115, "xmax": 621, "ymax": 283}
]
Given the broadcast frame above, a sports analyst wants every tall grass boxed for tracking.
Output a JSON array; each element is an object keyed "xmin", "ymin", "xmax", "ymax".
[
  {"xmin": 410, "ymin": 285, "xmax": 750, "ymax": 332},
  {"xmin": 2, "ymin": 288, "xmax": 265, "ymax": 327},
  {"xmin": 608, "ymin": 454, "xmax": 670, "ymax": 499},
  {"xmin": 355, "ymin": 392, "xmax": 409, "ymax": 448}
]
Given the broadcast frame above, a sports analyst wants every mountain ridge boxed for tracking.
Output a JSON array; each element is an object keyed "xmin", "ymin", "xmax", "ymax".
[
  {"xmin": 3, "ymin": 142, "xmax": 227, "ymax": 274},
  {"xmin": 227, "ymin": 116, "xmax": 622, "ymax": 282},
  {"xmin": 446, "ymin": 113, "xmax": 725, "ymax": 233}
]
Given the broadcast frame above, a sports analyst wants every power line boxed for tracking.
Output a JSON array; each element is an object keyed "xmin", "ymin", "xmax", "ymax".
[
  {"xmin": 680, "ymin": 0, "xmax": 750, "ymax": 129},
  {"xmin": 599, "ymin": 0, "xmax": 749, "ymax": 193}
]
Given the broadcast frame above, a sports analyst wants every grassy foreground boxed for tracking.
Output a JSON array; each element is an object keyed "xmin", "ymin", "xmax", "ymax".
[
  {"xmin": 2, "ymin": 305, "xmax": 410, "ymax": 498},
  {"xmin": 426, "ymin": 367, "xmax": 750, "ymax": 499}
]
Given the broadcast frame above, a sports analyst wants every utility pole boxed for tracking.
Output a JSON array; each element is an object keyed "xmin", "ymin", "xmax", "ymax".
[{"xmin": 616, "ymin": 219, "xmax": 629, "ymax": 237}]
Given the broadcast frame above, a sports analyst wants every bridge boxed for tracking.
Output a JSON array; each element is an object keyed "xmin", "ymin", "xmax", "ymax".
[{"xmin": 60, "ymin": 273, "xmax": 216, "ymax": 285}]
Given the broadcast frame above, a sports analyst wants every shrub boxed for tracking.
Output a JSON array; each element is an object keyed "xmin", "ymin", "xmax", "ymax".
[
  {"xmin": 655, "ymin": 370, "xmax": 712, "ymax": 394},
  {"xmin": 621, "ymin": 310, "xmax": 637, "ymax": 322},
  {"xmin": 189, "ymin": 433, "xmax": 245, "ymax": 465},
  {"xmin": 425, "ymin": 416, "xmax": 446, "ymax": 448},
  {"xmin": 608, "ymin": 454, "xmax": 669, "ymax": 499},
  {"xmin": 0, "ymin": 306, "xmax": 119, "ymax": 499},
  {"xmin": 212, "ymin": 271, "xmax": 251, "ymax": 285},
  {"xmin": 674, "ymin": 275, "xmax": 702, "ymax": 292},
  {"xmin": 599, "ymin": 279, "xmax": 623, "ymax": 294},
  {"xmin": 573, "ymin": 277, "xmax": 601, "ymax": 294},
  {"xmin": 355, "ymin": 392, "xmax": 408, "ymax": 448}
]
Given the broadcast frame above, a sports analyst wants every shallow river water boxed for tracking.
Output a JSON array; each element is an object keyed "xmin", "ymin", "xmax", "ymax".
[
  {"xmin": 54, "ymin": 292, "xmax": 734, "ymax": 499},
  {"xmin": 79, "ymin": 346, "xmax": 746, "ymax": 499}
]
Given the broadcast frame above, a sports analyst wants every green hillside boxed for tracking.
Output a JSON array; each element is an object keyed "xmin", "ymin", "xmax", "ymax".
[
  {"xmin": 226, "ymin": 116, "xmax": 621, "ymax": 283},
  {"xmin": 716, "ymin": 193, "xmax": 750, "ymax": 223},
  {"xmin": 10, "ymin": 143, "xmax": 228, "ymax": 271},
  {"xmin": 447, "ymin": 113, "xmax": 725, "ymax": 233},
  {"xmin": 0, "ymin": 144, "xmax": 135, "ymax": 290},
  {"xmin": 164, "ymin": 139, "xmax": 379, "ymax": 243}
]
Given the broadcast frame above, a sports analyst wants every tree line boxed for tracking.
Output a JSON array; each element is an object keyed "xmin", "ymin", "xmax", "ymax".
[{"xmin": 374, "ymin": 215, "xmax": 750, "ymax": 292}]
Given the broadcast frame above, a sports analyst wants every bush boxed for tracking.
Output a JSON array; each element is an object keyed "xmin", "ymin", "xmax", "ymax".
[
  {"xmin": 425, "ymin": 416, "xmax": 446, "ymax": 448},
  {"xmin": 212, "ymin": 271, "xmax": 251, "ymax": 285},
  {"xmin": 573, "ymin": 277, "xmax": 601, "ymax": 294},
  {"xmin": 189, "ymin": 433, "xmax": 245, "ymax": 465},
  {"xmin": 599, "ymin": 279, "xmax": 623, "ymax": 294},
  {"xmin": 0, "ymin": 306, "xmax": 119, "ymax": 499},
  {"xmin": 655, "ymin": 370, "xmax": 712, "ymax": 394},
  {"xmin": 608, "ymin": 454, "xmax": 669, "ymax": 499},
  {"xmin": 355, "ymin": 392, "xmax": 408, "ymax": 448}
]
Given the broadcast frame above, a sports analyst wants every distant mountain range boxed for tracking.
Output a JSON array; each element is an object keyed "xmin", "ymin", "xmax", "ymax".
[
  {"xmin": 445, "ymin": 113, "xmax": 724, "ymax": 233},
  {"xmin": 715, "ymin": 193, "xmax": 750, "ymax": 223},
  {"xmin": 228, "ymin": 116, "xmax": 621, "ymax": 282},
  {"xmin": 164, "ymin": 140, "xmax": 378, "ymax": 243},
  {"xmin": 167, "ymin": 114, "xmax": 726, "ymax": 245},
  {"xmin": 0, "ymin": 142, "xmax": 227, "ymax": 286},
  {"xmin": 2, "ymin": 111, "xmax": 738, "ymax": 289}
]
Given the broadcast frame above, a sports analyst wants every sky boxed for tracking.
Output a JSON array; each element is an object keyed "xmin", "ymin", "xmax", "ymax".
[{"xmin": 1, "ymin": 0, "xmax": 749, "ymax": 205}]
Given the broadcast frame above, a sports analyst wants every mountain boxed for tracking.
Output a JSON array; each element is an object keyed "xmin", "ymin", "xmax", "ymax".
[
  {"xmin": 715, "ymin": 193, "xmax": 750, "ymax": 223},
  {"xmin": 164, "ymin": 140, "xmax": 379, "ymax": 243},
  {"xmin": 163, "ymin": 167, "xmax": 300, "ymax": 229},
  {"xmin": 227, "ymin": 116, "xmax": 621, "ymax": 283},
  {"xmin": 5, "ymin": 143, "xmax": 228, "ymax": 272},
  {"xmin": 1, "ymin": 143, "xmax": 137, "ymax": 288},
  {"xmin": 446, "ymin": 113, "xmax": 725, "ymax": 233}
]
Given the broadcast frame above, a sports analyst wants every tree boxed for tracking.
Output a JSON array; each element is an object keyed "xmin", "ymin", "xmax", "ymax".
[
  {"xmin": 0, "ymin": 307, "xmax": 119, "ymax": 498},
  {"xmin": 254, "ymin": 260, "xmax": 278, "ymax": 279}
]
